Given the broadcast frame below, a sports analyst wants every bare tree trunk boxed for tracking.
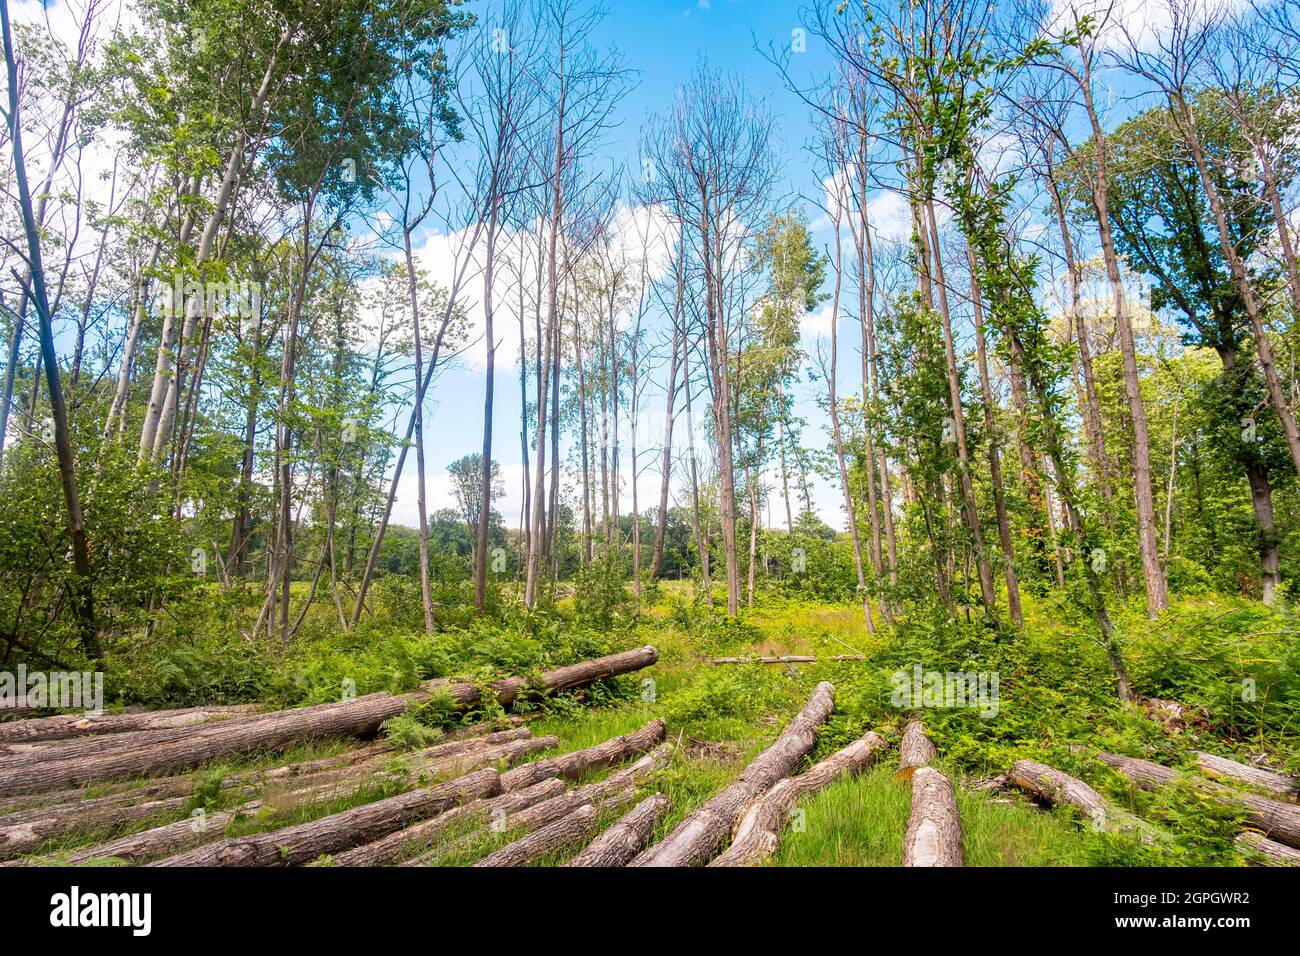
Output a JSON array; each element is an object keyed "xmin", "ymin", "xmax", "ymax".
[
  {"xmin": 2, "ymin": 1, "xmax": 99, "ymax": 660},
  {"xmin": 967, "ymin": 248, "xmax": 1022, "ymax": 627},
  {"xmin": 1084, "ymin": 98, "xmax": 1167, "ymax": 618},
  {"xmin": 651, "ymin": 321, "xmax": 681, "ymax": 577}
]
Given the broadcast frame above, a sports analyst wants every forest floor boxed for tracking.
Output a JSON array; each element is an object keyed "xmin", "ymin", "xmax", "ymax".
[{"xmin": 5, "ymin": 583, "xmax": 1298, "ymax": 866}]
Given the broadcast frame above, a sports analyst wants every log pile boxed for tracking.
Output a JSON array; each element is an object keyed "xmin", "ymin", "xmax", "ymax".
[
  {"xmin": 1096, "ymin": 750, "xmax": 1300, "ymax": 849},
  {"xmin": 0, "ymin": 646, "xmax": 659, "ymax": 798},
  {"xmin": 0, "ymin": 648, "xmax": 664, "ymax": 866}
]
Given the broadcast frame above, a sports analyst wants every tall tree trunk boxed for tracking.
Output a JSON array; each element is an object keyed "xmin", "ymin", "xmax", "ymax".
[
  {"xmin": 1081, "ymin": 81, "xmax": 1167, "ymax": 618},
  {"xmin": 968, "ymin": 248, "xmax": 1022, "ymax": 627},
  {"xmin": 2, "ymin": 0, "xmax": 98, "ymax": 659}
]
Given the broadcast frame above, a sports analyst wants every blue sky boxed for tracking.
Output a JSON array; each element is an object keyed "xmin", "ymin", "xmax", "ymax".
[{"xmin": 394, "ymin": 0, "xmax": 851, "ymax": 530}]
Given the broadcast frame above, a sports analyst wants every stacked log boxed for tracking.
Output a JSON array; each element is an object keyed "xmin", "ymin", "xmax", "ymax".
[
  {"xmin": 152, "ymin": 768, "xmax": 502, "ymax": 866},
  {"xmin": 473, "ymin": 804, "xmax": 604, "ymax": 867},
  {"xmin": 0, "ymin": 704, "xmax": 259, "ymax": 745},
  {"xmin": 329, "ymin": 780, "xmax": 567, "ymax": 867},
  {"xmin": 0, "ymin": 646, "xmax": 659, "ymax": 798},
  {"xmin": 402, "ymin": 741, "xmax": 672, "ymax": 866},
  {"xmin": 712, "ymin": 731, "xmax": 887, "ymax": 867},
  {"xmin": 631, "ymin": 682, "xmax": 835, "ymax": 867},
  {"xmin": 565, "ymin": 794, "xmax": 671, "ymax": 867},
  {"xmin": 1097, "ymin": 750, "xmax": 1300, "ymax": 849},
  {"xmin": 499, "ymin": 720, "xmax": 664, "ymax": 791}
]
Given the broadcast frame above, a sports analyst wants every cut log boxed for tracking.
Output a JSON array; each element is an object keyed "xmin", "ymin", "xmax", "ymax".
[
  {"xmin": 405, "ymin": 743, "xmax": 673, "ymax": 866},
  {"xmin": 58, "ymin": 804, "xmax": 262, "ymax": 865},
  {"xmin": 473, "ymin": 803, "xmax": 602, "ymax": 867},
  {"xmin": 704, "ymin": 655, "xmax": 865, "ymax": 665},
  {"xmin": 0, "ymin": 719, "xmax": 518, "ymax": 814},
  {"xmin": 53, "ymin": 735, "xmax": 546, "ymax": 866},
  {"xmin": 153, "ymin": 768, "xmax": 501, "ymax": 866},
  {"xmin": 1007, "ymin": 758, "xmax": 1153, "ymax": 838},
  {"xmin": 329, "ymin": 779, "xmax": 566, "ymax": 867},
  {"xmin": 712, "ymin": 730, "xmax": 887, "ymax": 867},
  {"xmin": 566, "ymin": 793, "xmax": 671, "ymax": 867},
  {"xmin": 896, "ymin": 721, "xmax": 936, "ymax": 780},
  {"xmin": 631, "ymin": 682, "xmax": 835, "ymax": 867},
  {"xmin": 1237, "ymin": 830, "xmax": 1300, "ymax": 866},
  {"xmin": 1195, "ymin": 752, "xmax": 1297, "ymax": 800},
  {"xmin": 0, "ymin": 704, "xmax": 259, "ymax": 745},
  {"xmin": 0, "ymin": 730, "xmax": 538, "ymax": 860},
  {"xmin": 499, "ymin": 719, "xmax": 665, "ymax": 791},
  {"xmin": 902, "ymin": 766, "xmax": 963, "ymax": 867},
  {"xmin": 1098, "ymin": 750, "xmax": 1300, "ymax": 849},
  {"xmin": 0, "ymin": 787, "xmax": 251, "ymax": 861},
  {"xmin": 0, "ymin": 647, "xmax": 658, "ymax": 797}
]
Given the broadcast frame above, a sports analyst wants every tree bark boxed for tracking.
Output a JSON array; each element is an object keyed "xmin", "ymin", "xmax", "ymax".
[
  {"xmin": 566, "ymin": 793, "xmax": 670, "ymax": 867},
  {"xmin": 0, "ymin": 647, "xmax": 659, "ymax": 797},
  {"xmin": 712, "ymin": 730, "xmax": 886, "ymax": 866},
  {"xmin": 896, "ymin": 720, "xmax": 937, "ymax": 780},
  {"xmin": 631, "ymin": 681, "xmax": 834, "ymax": 867},
  {"xmin": 153, "ymin": 768, "xmax": 501, "ymax": 866},
  {"xmin": 902, "ymin": 766, "xmax": 963, "ymax": 867}
]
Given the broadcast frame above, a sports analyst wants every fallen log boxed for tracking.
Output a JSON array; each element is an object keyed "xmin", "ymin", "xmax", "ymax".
[
  {"xmin": 0, "ymin": 740, "xmax": 397, "ymax": 815},
  {"xmin": 406, "ymin": 742, "xmax": 673, "ymax": 866},
  {"xmin": 53, "ymin": 735, "xmax": 546, "ymax": 866},
  {"xmin": 1237, "ymin": 830, "xmax": 1300, "ymax": 866},
  {"xmin": 902, "ymin": 766, "xmax": 963, "ymax": 867},
  {"xmin": 1007, "ymin": 759, "xmax": 1153, "ymax": 838},
  {"xmin": 499, "ymin": 720, "xmax": 665, "ymax": 791},
  {"xmin": 57, "ymin": 804, "xmax": 262, "ymax": 865},
  {"xmin": 153, "ymin": 768, "xmax": 501, "ymax": 866},
  {"xmin": 711, "ymin": 730, "xmax": 887, "ymax": 867},
  {"xmin": 0, "ymin": 647, "xmax": 658, "ymax": 798},
  {"xmin": 0, "ymin": 789, "xmax": 252, "ymax": 861},
  {"xmin": 473, "ymin": 803, "xmax": 602, "ymax": 867},
  {"xmin": 704, "ymin": 655, "xmax": 866, "ymax": 665},
  {"xmin": 1194, "ymin": 752, "xmax": 1297, "ymax": 800},
  {"xmin": 896, "ymin": 721, "xmax": 936, "ymax": 780},
  {"xmin": 631, "ymin": 682, "xmax": 835, "ymax": 867},
  {"xmin": 0, "ymin": 704, "xmax": 259, "ymax": 745},
  {"xmin": 0, "ymin": 719, "xmax": 520, "ymax": 815},
  {"xmin": 1097, "ymin": 750, "xmax": 1300, "ymax": 849},
  {"xmin": 566, "ymin": 793, "xmax": 671, "ymax": 867},
  {"xmin": 329, "ymin": 779, "xmax": 566, "ymax": 867},
  {"xmin": 0, "ymin": 729, "xmax": 537, "ymax": 860}
]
